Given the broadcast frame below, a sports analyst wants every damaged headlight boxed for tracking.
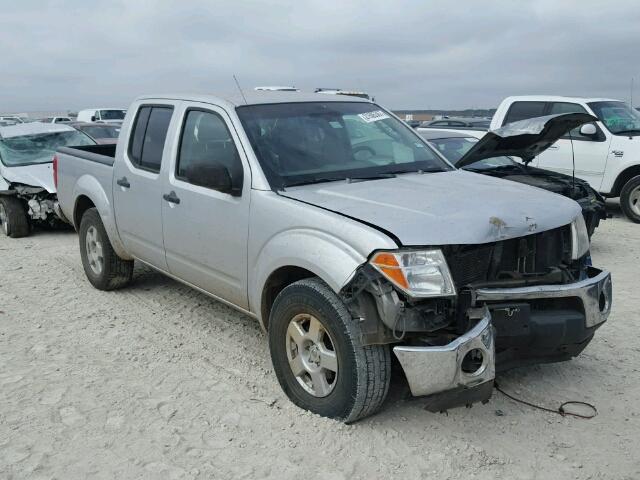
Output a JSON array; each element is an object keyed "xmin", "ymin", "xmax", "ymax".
[
  {"xmin": 370, "ymin": 249, "xmax": 456, "ymax": 298},
  {"xmin": 571, "ymin": 215, "xmax": 590, "ymax": 260}
]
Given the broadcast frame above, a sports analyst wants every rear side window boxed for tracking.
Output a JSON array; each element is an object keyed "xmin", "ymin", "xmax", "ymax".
[
  {"xmin": 549, "ymin": 102, "xmax": 587, "ymax": 115},
  {"xmin": 128, "ymin": 105, "xmax": 173, "ymax": 172},
  {"xmin": 503, "ymin": 101, "xmax": 547, "ymax": 125}
]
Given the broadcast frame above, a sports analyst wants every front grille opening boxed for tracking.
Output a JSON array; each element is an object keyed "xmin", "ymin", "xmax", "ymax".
[{"xmin": 446, "ymin": 225, "xmax": 574, "ymax": 288}]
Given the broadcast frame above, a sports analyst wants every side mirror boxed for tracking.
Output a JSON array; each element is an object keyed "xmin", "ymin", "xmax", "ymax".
[
  {"xmin": 90, "ymin": 116, "xmax": 96, "ymax": 122},
  {"xmin": 580, "ymin": 123, "xmax": 597, "ymax": 136},
  {"xmin": 183, "ymin": 162, "xmax": 242, "ymax": 196}
]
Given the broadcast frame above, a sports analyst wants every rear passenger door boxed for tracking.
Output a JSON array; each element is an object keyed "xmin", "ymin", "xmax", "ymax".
[
  {"xmin": 113, "ymin": 103, "xmax": 175, "ymax": 270},
  {"xmin": 161, "ymin": 103, "xmax": 250, "ymax": 309}
]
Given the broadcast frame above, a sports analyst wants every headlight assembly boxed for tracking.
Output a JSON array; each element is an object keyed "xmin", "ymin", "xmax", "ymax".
[
  {"xmin": 571, "ymin": 215, "xmax": 590, "ymax": 260},
  {"xmin": 369, "ymin": 249, "xmax": 456, "ymax": 298}
]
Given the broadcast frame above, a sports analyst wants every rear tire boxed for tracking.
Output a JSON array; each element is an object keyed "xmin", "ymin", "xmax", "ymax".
[
  {"xmin": 620, "ymin": 175, "xmax": 640, "ymax": 223},
  {"xmin": 0, "ymin": 196, "xmax": 30, "ymax": 238},
  {"xmin": 268, "ymin": 277, "xmax": 391, "ymax": 423},
  {"xmin": 79, "ymin": 208, "xmax": 133, "ymax": 290}
]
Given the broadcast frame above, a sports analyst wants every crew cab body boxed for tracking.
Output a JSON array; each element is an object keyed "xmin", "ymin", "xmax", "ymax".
[
  {"xmin": 491, "ymin": 95, "xmax": 640, "ymax": 222},
  {"xmin": 55, "ymin": 93, "xmax": 612, "ymax": 421}
]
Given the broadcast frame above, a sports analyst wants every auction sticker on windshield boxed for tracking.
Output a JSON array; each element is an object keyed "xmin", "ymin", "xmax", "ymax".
[{"xmin": 359, "ymin": 110, "xmax": 390, "ymax": 123}]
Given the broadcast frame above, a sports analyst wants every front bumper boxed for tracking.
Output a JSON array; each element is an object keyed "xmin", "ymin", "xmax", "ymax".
[
  {"xmin": 472, "ymin": 267, "xmax": 612, "ymax": 329},
  {"xmin": 393, "ymin": 307, "xmax": 495, "ymax": 400},
  {"xmin": 392, "ymin": 267, "xmax": 611, "ymax": 408}
]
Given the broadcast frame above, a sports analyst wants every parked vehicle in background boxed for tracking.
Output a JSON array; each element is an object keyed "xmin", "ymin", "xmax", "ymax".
[
  {"xmin": 422, "ymin": 117, "xmax": 491, "ymax": 128},
  {"xmin": 0, "ymin": 122, "xmax": 96, "ymax": 237},
  {"xmin": 55, "ymin": 92, "xmax": 611, "ymax": 422},
  {"xmin": 76, "ymin": 108, "xmax": 127, "ymax": 124},
  {"xmin": 0, "ymin": 116, "xmax": 24, "ymax": 125},
  {"xmin": 70, "ymin": 122, "xmax": 120, "ymax": 144},
  {"xmin": 421, "ymin": 125, "xmax": 607, "ymax": 237},
  {"xmin": 491, "ymin": 96, "xmax": 640, "ymax": 223},
  {"xmin": 39, "ymin": 116, "xmax": 73, "ymax": 124}
]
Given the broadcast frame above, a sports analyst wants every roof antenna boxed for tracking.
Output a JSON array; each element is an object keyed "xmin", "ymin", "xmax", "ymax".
[{"xmin": 233, "ymin": 74, "xmax": 247, "ymax": 104}]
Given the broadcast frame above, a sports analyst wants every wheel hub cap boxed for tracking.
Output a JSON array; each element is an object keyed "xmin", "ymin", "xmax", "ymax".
[
  {"xmin": 0, "ymin": 204, "xmax": 7, "ymax": 235},
  {"xmin": 85, "ymin": 226, "xmax": 104, "ymax": 275},
  {"xmin": 630, "ymin": 185, "xmax": 640, "ymax": 216},
  {"xmin": 286, "ymin": 313, "xmax": 338, "ymax": 397}
]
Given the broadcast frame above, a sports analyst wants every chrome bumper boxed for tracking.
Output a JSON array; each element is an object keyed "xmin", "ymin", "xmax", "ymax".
[
  {"xmin": 472, "ymin": 267, "xmax": 612, "ymax": 328},
  {"xmin": 393, "ymin": 308, "xmax": 495, "ymax": 397}
]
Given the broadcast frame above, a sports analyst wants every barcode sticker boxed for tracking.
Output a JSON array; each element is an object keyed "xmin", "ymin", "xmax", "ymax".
[{"xmin": 358, "ymin": 110, "xmax": 390, "ymax": 123}]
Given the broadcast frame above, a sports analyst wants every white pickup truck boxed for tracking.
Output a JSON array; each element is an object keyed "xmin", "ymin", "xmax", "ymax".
[
  {"xmin": 54, "ymin": 92, "xmax": 611, "ymax": 421},
  {"xmin": 490, "ymin": 96, "xmax": 640, "ymax": 222}
]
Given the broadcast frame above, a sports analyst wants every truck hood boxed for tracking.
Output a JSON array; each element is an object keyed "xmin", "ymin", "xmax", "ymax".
[
  {"xmin": 281, "ymin": 170, "xmax": 581, "ymax": 245},
  {"xmin": 0, "ymin": 162, "xmax": 55, "ymax": 193},
  {"xmin": 457, "ymin": 112, "xmax": 598, "ymax": 167}
]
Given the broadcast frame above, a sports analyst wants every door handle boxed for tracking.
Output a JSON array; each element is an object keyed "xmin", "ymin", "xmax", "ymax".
[
  {"xmin": 547, "ymin": 145, "xmax": 559, "ymax": 150},
  {"xmin": 116, "ymin": 176, "xmax": 130, "ymax": 188},
  {"xmin": 163, "ymin": 191, "xmax": 181, "ymax": 204}
]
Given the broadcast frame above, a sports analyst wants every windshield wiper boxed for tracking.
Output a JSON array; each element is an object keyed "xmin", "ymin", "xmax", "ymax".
[
  {"xmin": 615, "ymin": 129, "xmax": 640, "ymax": 135},
  {"xmin": 346, "ymin": 173, "xmax": 396, "ymax": 183}
]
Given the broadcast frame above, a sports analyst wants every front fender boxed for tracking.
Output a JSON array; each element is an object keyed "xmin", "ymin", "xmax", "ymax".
[
  {"xmin": 73, "ymin": 174, "xmax": 131, "ymax": 260},
  {"xmin": 249, "ymin": 228, "xmax": 369, "ymax": 324}
]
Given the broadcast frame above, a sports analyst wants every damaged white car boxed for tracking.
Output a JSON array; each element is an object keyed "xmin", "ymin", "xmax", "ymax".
[{"xmin": 0, "ymin": 122, "xmax": 96, "ymax": 237}]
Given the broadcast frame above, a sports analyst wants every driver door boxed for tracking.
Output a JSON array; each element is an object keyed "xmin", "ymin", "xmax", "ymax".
[{"xmin": 161, "ymin": 103, "xmax": 251, "ymax": 309}]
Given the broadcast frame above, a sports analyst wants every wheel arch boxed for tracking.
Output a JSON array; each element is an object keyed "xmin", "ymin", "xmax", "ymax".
[
  {"xmin": 610, "ymin": 165, "xmax": 640, "ymax": 197},
  {"xmin": 251, "ymin": 228, "xmax": 369, "ymax": 330},
  {"xmin": 72, "ymin": 174, "xmax": 132, "ymax": 260}
]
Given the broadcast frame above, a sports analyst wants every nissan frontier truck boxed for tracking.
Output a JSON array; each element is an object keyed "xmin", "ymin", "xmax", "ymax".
[{"xmin": 54, "ymin": 92, "xmax": 612, "ymax": 422}]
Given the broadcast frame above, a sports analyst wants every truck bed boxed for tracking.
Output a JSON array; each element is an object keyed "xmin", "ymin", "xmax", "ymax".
[{"xmin": 57, "ymin": 144, "xmax": 116, "ymax": 166}]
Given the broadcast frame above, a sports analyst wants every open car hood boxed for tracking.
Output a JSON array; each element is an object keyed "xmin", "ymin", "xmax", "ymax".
[{"xmin": 456, "ymin": 113, "xmax": 598, "ymax": 168}]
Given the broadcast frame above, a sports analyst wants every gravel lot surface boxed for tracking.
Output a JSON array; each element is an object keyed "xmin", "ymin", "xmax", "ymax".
[{"xmin": 1, "ymin": 205, "xmax": 639, "ymax": 479}]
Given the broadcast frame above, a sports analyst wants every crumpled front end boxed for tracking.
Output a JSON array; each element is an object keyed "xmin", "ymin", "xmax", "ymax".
[{"xmin": 340, "ymin": 217, "xmax": 611, "ymax": 412}]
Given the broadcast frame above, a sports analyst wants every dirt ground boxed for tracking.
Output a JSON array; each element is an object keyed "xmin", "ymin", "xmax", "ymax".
[{"xmin": 1, "ymin": 204, "xmax": 639, "ymax": 480}]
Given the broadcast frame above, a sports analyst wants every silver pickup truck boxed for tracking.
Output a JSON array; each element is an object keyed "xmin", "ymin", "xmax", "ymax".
[{"xmin": 55, "ymin": 92, "xmax": 612, "ymax": 422}]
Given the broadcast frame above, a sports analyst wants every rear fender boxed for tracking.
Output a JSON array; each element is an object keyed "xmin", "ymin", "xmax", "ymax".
[{"xmin": 73, "ymin": 174, "xmax": 132, "ymax": 260}]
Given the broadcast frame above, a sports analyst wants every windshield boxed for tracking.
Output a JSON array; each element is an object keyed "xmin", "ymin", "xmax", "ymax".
[
  {"xmin": 236, "ymin": 102, "xmax": 450, "ymax": 188},
  {"xmin": 588, "ymin": 101, "xmax": 640, "ymax": 135},
  {"xmin": 0, "ymin": 130, "xmax": 95, "ymax": 166},
  {"xmin": 100, "ymin": 110, "xmax": 126, "ymax": 120},
  {"xmin": 428, "ymin": 136, "xmax": 517, "ymax": 170},
  {"xmin": 79, "ymin": 125, "xmax": 120, "ymax": 139}
]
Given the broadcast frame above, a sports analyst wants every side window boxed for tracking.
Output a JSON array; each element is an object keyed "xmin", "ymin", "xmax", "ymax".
[
  {"xmin": 176, "ymin": 109, "xmax": 243, "ymax": 192},
  {"xmin": 549, "ymin": 102, "xmax": 597, "ymax": 140},
  {"xmin": 549, "ymin": 102, "xmax": 587, "ymax": 115},
  {"xmin": 127, "ymin": 106, "xmax": 173, "ymax": 173},
  {"xmin": 503, "ymin": 101, "xmax": 547, "ymax": 125}
]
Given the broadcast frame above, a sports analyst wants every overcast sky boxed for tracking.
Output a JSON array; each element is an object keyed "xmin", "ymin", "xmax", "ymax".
[{"xmin": 2, "ymin": 0, "xmax": 639, "ymax": 112}]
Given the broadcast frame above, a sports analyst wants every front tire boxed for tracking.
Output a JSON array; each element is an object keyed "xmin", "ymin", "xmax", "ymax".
[
  {"xmin": 268, "ymin": 278, "xmax": 391, "ymax": 423},
  {"xmin": 620, "ymin": 175, "xmax": 640, "ymax": 223},
  {"xmin": 79, "ymin": 208, "xmax": 133, "ymax": 290},
  {"xmin": 0, "ymin": 196, "xmax": 30, "ymax": 238}
]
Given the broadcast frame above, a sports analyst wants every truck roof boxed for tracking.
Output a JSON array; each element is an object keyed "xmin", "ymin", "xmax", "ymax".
[
  {"xmin": 135, "ymin": 91, "xmax": 372, "ymax": 109},
  {"xmin": 501, "ymin": 95, "xmax": 620, "ymax": 103}
]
